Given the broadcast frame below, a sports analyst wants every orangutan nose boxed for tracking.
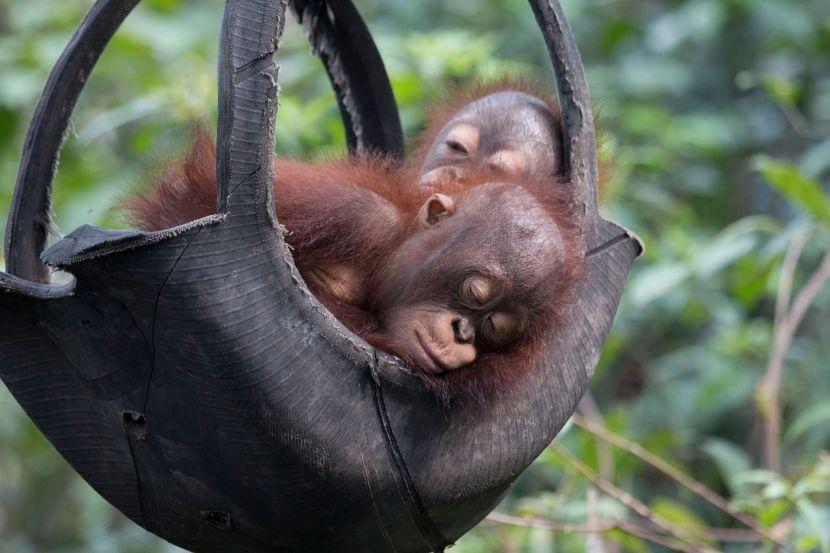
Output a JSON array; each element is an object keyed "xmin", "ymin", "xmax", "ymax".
[{"xmin": 452, "ymin": 317, "xmax": 475, "ymax": 344}]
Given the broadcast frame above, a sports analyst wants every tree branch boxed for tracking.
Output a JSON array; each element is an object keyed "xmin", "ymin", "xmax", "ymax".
[
  {"xmin": 571, "ymin": 414, "xmax": 787, "ymax": 547},
  {"xmin": 550, "ymin": 442, "xmax": 719, "ymax": 553},
  {"xmin": 487, "ymin": 512, "xmax": 696, "ymax": 552},
  {"xmin": 487, "ymin": 512, "xmax": 768, "ymax": 544},
  {"xmin": 774, "ymin": 228, "xmax": 810, "ymax": 329},
  {"xmin": 762, "ymin": 243, "xmax": 830, "ymax": 471}
]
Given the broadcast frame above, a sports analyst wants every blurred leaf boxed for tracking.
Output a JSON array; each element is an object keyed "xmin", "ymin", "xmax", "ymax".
[
  {"xmin": 79, "ymin": 97, "xmax": 163, "ymax": 144},
  {"xmin": 0, "ymin": 107, "xmax": 17, "ymax": 153},
  {"xmin": 801, "ymin": 138, "xmax": 830, "ymax": 180},
  {"xmin": 733, "ymin": 469, "xmax": 786, "ymax": 488},
  {"xmin": 758, "ymin": 500, "xmax": 791, "ymax": 527},
  {"xmin": 763, "ymin": 479, "xmax": 791, "ymax": 500},
  {"xmin": 792, "ymin": 456, "xmax": 830, "ymax": 498},
  {"xmin": 795, "ymin": 499, "xmax": 830, "ymax": 552},
  {"xmin": 607, "ymin": 531, "xmax": 650, "ymax": 553},
  {"xmin": 756, "ymin": 156, "xmax": 830, "ymax": 227},
  {"xmin": 702, "ymin": 439, "xmax": 751, "ymax": 493},
  {"xmin": 650, "ymin": 498, "xmax": 712, "ymax": 543},
  {"xmin": 786, "ymin": 401, "xmax": 830, "ymax": 442},
  {"xmin": 628, "ymin": 262, "xmax": 688, "ymax": 306},
  {"xmin": 693, "ymin": 232, "xmax": 757, "ymax": 277},
  {"xmin": 763, "ymin": 75, "xmax": 801, "ymax": 106}
]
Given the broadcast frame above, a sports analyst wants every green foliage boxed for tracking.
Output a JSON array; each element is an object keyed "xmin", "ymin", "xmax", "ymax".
[
  {"xmin": 1, "ymin": 0, "xmax": 829, "ymax": 551},
  {"xmin": 756, "ymin": 157, "xmax": 830, "ymax": 228}
]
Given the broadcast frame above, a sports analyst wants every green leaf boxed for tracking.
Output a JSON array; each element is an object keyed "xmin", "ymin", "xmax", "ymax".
[
  {"xmin": 732, "ymin": 469, "xmax": 785, "ymax": 488},
  {"xmin": 702, "ymin": 439, "xmax": 751, "ymax": 493},
  {"xmin": 628, "ymin": 262, "xmax": 689, "ymax": 306},
  {"xmin": 607, "ymin": 529, "xmax": 651, "ymax": 553},
  {"xmin": 755, "ymin": 156, "xmax": 830, "ymax": 226},
  {"xmin": 650, "ymin": 498, "xmax": 712, "ymax": 543},
  {"xmin": 795, "ymin": 499, "xmax": 830, "ymax": 552},
  {"xmin": 759, "ymin": 500, "xmax": 792, "ymax": 527},
  {"xmin": 763, "ymin": 479, "xmax": 791, "ymax": 500},
  {"xmin": 786, "ymin": 401, "xmax": 830, "ymax": 443}
]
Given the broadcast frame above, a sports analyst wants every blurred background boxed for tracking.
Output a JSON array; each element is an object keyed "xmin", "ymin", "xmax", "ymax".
[{"xmin": 1, "ymin": 0, "xmax": 829, "ymax": 551}]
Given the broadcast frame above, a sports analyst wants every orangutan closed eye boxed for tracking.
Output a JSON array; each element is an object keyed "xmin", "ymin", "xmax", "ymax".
[{"xmin": 125, "ymin": 80, "xmax": 582, "ymax": 403}]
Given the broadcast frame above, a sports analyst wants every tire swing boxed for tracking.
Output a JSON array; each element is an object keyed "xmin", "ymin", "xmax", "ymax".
[{"xmin": 0, "ymin": 1, "xmax": 642, "ymax": 552}]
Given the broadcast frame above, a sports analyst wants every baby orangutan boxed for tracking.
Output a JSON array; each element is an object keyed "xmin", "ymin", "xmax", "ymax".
[
  {"xmin": 126, "ymin": 84, "xmax": 581, "ymax": 403},
  {"xmin": 414, "ymin": 81, "xmax": 564, "ymax": 191}
]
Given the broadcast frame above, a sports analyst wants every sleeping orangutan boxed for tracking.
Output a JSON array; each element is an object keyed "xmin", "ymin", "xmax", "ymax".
[
  {"xmin": 413, "ymin": 81, "xmax": 564, "ymax": 191},
  {"xmin": 126, "ymin": 82, "xmax": 582, "ymax": 403}
]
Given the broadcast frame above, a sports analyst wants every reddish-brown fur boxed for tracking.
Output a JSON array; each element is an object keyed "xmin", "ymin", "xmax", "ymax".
[
  {"xmin": 126, "ymin": 129, "xmax": 423, "ymax": 336},
  {"xmin": 125, "ymin": 87, "xmax": 583, "ymax": 405}
]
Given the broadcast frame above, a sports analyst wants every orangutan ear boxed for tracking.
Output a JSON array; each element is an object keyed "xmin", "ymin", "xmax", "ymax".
[{"xmin": 418, "ymin": 193, "xmax": 456, "ymax": 228}]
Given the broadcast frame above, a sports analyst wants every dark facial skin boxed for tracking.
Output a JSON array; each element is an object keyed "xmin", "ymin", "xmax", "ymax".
[
  {"xmin": 419, "ymin": 91, "xmax": 563, "ymax": 189},
  {"xmin": 370, "ymin": 183, "xmax": 565, "ymax": 374}
]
